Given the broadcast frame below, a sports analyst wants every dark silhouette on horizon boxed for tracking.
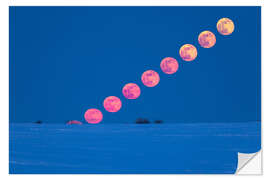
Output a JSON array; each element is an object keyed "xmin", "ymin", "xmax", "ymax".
[
  {"xmin": 154, "ymin": 120, "xmax": 163, "ymax": 124},
  {"xmin": 135, "ymin": 118, "xmax": 150, "ymax": 124}
]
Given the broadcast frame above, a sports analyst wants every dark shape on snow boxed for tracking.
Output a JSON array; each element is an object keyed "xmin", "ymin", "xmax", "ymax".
[
  {"xmin": 35, "ymin": 120, "xmax": 42, "ymax": 124},
  {"xmin": 66, "ymin": 120, "xmax": 82, "ymax": 125},
  {"xmin": 154, "ymin": 120, "xmax": 163, "ymax": 124},
  {"xmin": 135, "ymin": 118, "xmax": 150, "ymax": 124}
]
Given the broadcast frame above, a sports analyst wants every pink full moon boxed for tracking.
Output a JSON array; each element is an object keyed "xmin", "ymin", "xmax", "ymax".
[
  {"xmin": 103, "ymin": 96, "xmax": 122, "ymax": 112},
  {"xmin": 179, "ymin": 44, "xmax": 198, "ymax": 61},
  {"xmin": 141, "ymin": 70, "xmax": 160, "ymax": 87},
  {"xmin": 122, "ymin": 83, "xmax": 141, "ymax": 99},
  {"xmin": 160, "ymin": 57, "xmax": 179, "ymax": 74},
  {"xmin": 198, "ymin": 31, "xmax": 216, "ymax": 48},
  {"xmin": 84, "ymin": 108, "xmax": 103, "ymax": 124}
]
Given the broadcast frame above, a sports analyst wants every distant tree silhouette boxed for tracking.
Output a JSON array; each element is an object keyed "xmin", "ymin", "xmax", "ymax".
[
  {"xmin": 154, "ymin": 120, "xmax": 163, "ymax": 124},
  {"xmin": 143, "ymin": 119, "xmax": 150, "ymax": 124},
  {"xmin": 135, "ymin": 118, "xmax": 150, "ymax": 124}
]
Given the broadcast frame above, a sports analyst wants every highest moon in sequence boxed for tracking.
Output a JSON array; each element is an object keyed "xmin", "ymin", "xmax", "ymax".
[{"xmin": 217, "ymin": 18, "xmax": 234, "ymax": 35}]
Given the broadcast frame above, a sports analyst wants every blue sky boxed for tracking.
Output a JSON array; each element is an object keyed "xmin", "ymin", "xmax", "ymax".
[{"xmin": 10, "ymin": 6, "xmax": 261, "ymax": 123}]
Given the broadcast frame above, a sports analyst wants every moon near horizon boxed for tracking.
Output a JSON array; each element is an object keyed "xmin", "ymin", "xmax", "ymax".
[
  {"xmin": 179, "ymin": 44, "xmax": 198, "ymax": 61},
  {"xmin": 198, "ymin": 31, "xmax": 216, "ymax": 48},
  {"xmin": 122, "ymin": 83, "xmax": 141, "ymax": 99},
  {"xmin": 141, "ymin": 70, "xmax": 160, "ymax": 87},
  {"xmin": 103, "ymin": 96, "xmax": 122, "ymax": 112},
  {"xmin": 160, "ymin": 57, "xmax": 179, "ymax": 74},
  {"xmin": 217, "ymin": 18, "xmax": 235, "ymax": 35},
  {"xmin": 84, "ymin": 108, "xmax": 103, "ymax": 124},
  {"xmin": 66, "ymin": 120, "xmax": 82, "ymax": 125}
]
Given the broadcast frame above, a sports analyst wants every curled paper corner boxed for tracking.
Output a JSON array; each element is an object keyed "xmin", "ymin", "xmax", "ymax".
[{"xmin": 235, "ymin": 150, "xmax": 262, "ymax": 175}]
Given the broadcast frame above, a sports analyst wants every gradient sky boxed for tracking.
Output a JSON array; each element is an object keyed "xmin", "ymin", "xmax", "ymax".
[{"xmin": 10, "ymin": 6, "xmax": 261, "ymax": 123}]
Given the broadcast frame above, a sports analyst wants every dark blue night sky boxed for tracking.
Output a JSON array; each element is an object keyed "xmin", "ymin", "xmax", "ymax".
[{"xmin": 9, "ymin": 6, "xmax": 261, "ymax": 124}]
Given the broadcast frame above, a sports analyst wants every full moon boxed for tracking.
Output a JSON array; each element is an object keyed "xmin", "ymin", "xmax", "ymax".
[
  {"xmin": 141, "ymin": 70, "xmax": 160, "ymax": 87},
  {"xmin": 160, "ymin": 57, "xmax": 179, "ymax": 74},
  {"xmin": 103, "ymin": 96, "xmax": 122, "ymax": 112},
  {"xmin": 84, "ymin": 108, "xmax": 103, "ymax": 124},
  {"xmin": 217, "ymin": 18, "xmax": 234, "ymax": 35},
  {"xmin": 198, "ymin": 31, "xmax": 216, "ymax": 48},
  {"xmin": 179, "ymin": 44, "xmax": 198, "ymax": 61},
  {"xmin": 122, "ymin": 83, "xmax": 141, "ymax": 99}
]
